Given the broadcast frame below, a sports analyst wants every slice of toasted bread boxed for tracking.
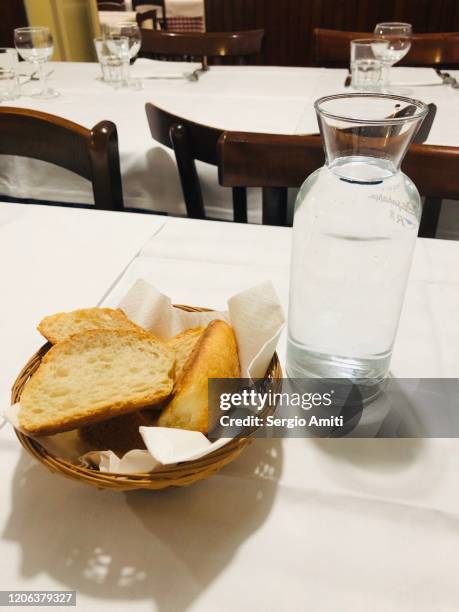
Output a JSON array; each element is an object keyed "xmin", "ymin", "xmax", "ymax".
[
  {"xmin": 167, "ymin": 327, "xmax": 204, "ymax": 382},
  {"xmin": 79, "ymin": 410, "xmax": 159, "ymax": 455},
  {"xmin": 37, "ymin": 307, "xmax": 144, "ymax": 344},
  {"xmin": 19, "ymin": 329, "xmax": 175, "ymax": 436},
  {"xmin": 158, "ymin": 320, "xmax": 240, "ymax": 434}
]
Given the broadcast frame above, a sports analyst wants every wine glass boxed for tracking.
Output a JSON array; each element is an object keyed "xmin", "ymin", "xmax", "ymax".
[
  {"xmin": 106, "ymin": 21, "xmax": 142, "ymax": 88},
  {"xmin": 373, "ymin": 22, "xmax": 412, "ymax": 88},
  {"xmin": 14, "ymin": 26, "xmax": 58, "ymax": 99}
]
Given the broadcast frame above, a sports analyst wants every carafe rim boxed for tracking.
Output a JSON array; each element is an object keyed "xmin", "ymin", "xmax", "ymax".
[{"xmin": 315, "ymin": 93, "xmax": 428, "ymax": 126}]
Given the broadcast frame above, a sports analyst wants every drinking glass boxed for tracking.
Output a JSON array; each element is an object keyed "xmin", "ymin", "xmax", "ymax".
[
  {"xmin": 106, "ymin": 21, "xmax": 142, "ymax": 88},
  {"xmin": 14, "ymin": 26, "xmax": 58, "ymax": 99},
  {"xmin": 0, "ymin": 48, "xmax": 20, "ymax": 101},
  {"xmin": 94, "ymin": 36, "xmax": 130, "ymax": 88},
  {"xmin": 350, "ymin": 39, "xmax": 389, "ymax": 90},
  {"xmin": 373, "ymin": 22, "xmax": 412, "ymax": 87}
]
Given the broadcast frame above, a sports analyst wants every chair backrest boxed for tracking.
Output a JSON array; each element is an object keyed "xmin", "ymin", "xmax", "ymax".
[
  {"xmin": 145, "ymin": 102, "xmax": 247, "ymax": 222},
  {"xmin": 136, "ymin": 9, "xmax": 158, "ymax": 29},
  {"xmin": 218, "ymin": 131, "xmax": 459, "ymax": 234},
  {"xmin": 98, "ymin": 2, "xmax": 126, "ymax": 11},
  {"xmin": 0, "ymin": 107, "xmax": 123, "ymax": 211},
  {"xmin": 134, "ymin": 1, "xmax": 165, "ymax": 14},
  {"xmin": 218, "ymin": 132, "xmax": 323, "ymax": 225},
  {"xmin": 140, "ymin": 29, "xmax": 264, "ymax": 64},
  {"xmin": 312, "ymin": 28, "xmax": 459, "ymax": 68}
]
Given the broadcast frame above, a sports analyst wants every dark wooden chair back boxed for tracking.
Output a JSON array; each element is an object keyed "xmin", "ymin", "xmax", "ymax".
[
  {"xmin": 145, "ymin": 102, "xmax": 247, "ymax": 222},
  {"xmin": 136, "ymin": 9, "xmax": 158, "ymax": 29},
  {"xmin": 98, "ymin": 2, "xmax": 158, "ymax": 28},
  {"xmin": 134, "ymin": 0, "xmax": 166, "ymax": 27},
  {"xmin": 218, "ymin": 131, "xmax": 459, "ymax": 236},
  {"xmin": 0, "ymin": 107, "xmax": 123, "ymax": 211},
  {"xmin": 140, "ymin": 29, "xmax": 264, "ymax": 65},
  {"xmin": 312, "ymin": 28, "xmax": 459, "ymax": 68},
  {"xmin": 98, "ymin": 2, "xmax": 125, "ymax": 11},
  {"xmin": 218, "ymin": 132, "xmax": 323, "ymax": 226}
]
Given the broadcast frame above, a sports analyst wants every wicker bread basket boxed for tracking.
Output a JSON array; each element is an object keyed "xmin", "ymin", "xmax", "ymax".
[{"xmin": 11, "ymin": 305, "xmax": 282, "ymax": 491}]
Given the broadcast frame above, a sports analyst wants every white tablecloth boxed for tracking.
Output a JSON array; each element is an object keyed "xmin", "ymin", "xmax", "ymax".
[
  {"xmin": 1, "ymin": 62, "xmax": 458, "ymax": 230},
  {"xmin": 1, "ymin": 203, "xmax": 459, "ymax": 611}
]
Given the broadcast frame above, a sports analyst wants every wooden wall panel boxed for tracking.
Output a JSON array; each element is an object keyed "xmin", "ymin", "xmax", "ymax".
[
  {"xmin": 0, "ymin": 0, "xmax": 28, "ymax": 47},
  {"xmin": 205, "ymin": 0, "xmax": 459, "ymax": 66}
]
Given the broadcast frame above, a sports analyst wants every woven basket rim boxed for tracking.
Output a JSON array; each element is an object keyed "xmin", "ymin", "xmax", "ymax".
[{"xmin": 11, "ymin": 305, "xmax": 282, "ymax": 489}]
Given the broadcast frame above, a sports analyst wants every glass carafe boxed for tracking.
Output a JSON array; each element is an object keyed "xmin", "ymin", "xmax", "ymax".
[{"xmin": 286, "ymin": 93, "xmax": 428, "ymax": 394}]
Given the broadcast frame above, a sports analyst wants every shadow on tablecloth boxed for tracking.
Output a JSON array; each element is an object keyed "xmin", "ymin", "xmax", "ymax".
[{"xmin": 2, "ymin": 438, "xmax": 282, "ymax": 611}]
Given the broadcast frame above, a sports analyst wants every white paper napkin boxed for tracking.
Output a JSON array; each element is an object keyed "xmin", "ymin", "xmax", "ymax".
[{"xmin": 5, "ymin": 279, "xmax": 285, "ymax": 473}]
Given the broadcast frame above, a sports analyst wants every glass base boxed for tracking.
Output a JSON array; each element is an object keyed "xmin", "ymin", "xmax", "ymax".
[
  {"xmin": 286, "ymin": 339, "xmax": 390, "ymax": 406},
  {"xmin": 30, "ymin": 87, "xmax": 59, "ymax": 99},
  {"xmin": 127, "ymin": 78, "xmax": 143, "ymax": 90}
]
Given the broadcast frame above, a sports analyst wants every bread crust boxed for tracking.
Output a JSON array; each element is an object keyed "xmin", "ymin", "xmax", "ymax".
[
  {"xmin": 166, "ymin": 326, "xmax": 204, "ymax": 384},
  {"xmin": 158, "ymin": 320, "xmax": 240, "ymax": 433},
  {"xmin": 37, "ymin": 307, "xmax": 145, "ymax": 344},
  {"xmin": 19, "ymin": 329, "xmax": 175, "ymax": 436}
]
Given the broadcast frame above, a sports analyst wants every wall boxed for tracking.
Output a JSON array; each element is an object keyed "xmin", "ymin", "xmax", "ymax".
[
  {"xmin": 2, "ymin": 0, "xmax": 459, "ymax": 65},
  {"xmin": 205, "ymin": 0, "xmax": 459, "ymax": 66},
  {"xmin": 24, "ymin": 0, "xmax": 99, "ymax": 61},
  {"xmin": 0, "ymin": 0, "xmax": 28, "ymax": 47}
]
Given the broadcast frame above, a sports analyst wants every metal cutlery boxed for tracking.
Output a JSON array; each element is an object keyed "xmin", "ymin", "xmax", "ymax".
[
  {"xmin": 140, "ymin": 66, "xmax": 207, "ymax": 82},
  {"xmin": 413, "ymin": 102, "xmax": 437, "ymax": 143},
  {"xmin": 18, "ymin": 70, "xmax": 37, "ymax": 84},
  {"xmin": 435, "ymin": 68, "xmax": 459, "ymax": 87},
  {"xmin": 187, "ymin": 64, "xmax": 209, "ymax": 82},
  {"xmin": 344, "ymin": 69, "xmax": 352, "ymax": 87},
  {"xmin": 141, "ymin": 74, "xmax": 191, "ymax": 80},
  {"xmin": 19, "ymin": 70, "xmax": 54, "ymax": 84}
]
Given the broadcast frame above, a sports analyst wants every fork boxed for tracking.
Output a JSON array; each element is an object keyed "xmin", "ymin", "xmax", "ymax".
[
  {"xmin": 19, "ymin": 70, "xmax": 54, "ymax": 84},
  {"xmin": 435, "ymin": 68, "xmax": 458, "ymax": 87}
]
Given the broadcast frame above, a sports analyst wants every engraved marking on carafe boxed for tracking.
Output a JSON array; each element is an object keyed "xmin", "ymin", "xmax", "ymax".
[
  {"xmin": 340, "ymin": 178, "xmax": 383, "ymax": 186},
  {"xmin": 326, "ymin": 234, "xmax": 390, "ymax": 242}
]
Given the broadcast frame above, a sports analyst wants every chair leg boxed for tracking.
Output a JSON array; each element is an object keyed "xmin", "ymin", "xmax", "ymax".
[
  {"xmin": 232, "ymin": 187, "xmax": 247, "ymax": 223},
  {"xmin": 262, "ymin": 187, "xmax": 288, "ymax": 226},
  {"xmin": 419, "ymin": 197, "xmax": 442, "ymax": 238}
]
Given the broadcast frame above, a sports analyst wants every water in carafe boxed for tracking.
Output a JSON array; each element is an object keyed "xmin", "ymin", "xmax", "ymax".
[{"xmin": 286, "ymin": 94, "xmax": 428, "ymax": 392}]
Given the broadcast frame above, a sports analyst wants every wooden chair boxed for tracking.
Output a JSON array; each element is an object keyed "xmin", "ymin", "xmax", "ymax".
[
  {"xmin": 145, "ymin": 103, "xmax": 247, "ymax": 222},
  {"xmin": 218, "ymin": 131, "xmax": 459, "ymax": 236},
  {"xmin": 139, "ymin": 29, "xmax": 264, "ymax": 65},
  {"xmin": 97, "ymin": 1, "xmax": 125, "ymax": 10},
  {"xmin": 133, "ymin": 0, "xmax": 166, "ymax": 28},
  {"xmin": 312, "ymin": 28, "xmax": 459, "ymax": 68},
  {"xmin": 98, "ymin": 2, "xmax": 158, "ymax": 29},
  {"xmin": 0, "ymin": 107, "xmax": 123, "ymax": 211}
]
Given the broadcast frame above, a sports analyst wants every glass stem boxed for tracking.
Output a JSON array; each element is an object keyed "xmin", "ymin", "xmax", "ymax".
[
  {"xmin": 380, "ymin": 64, "xmax": 390, "ymax": 90},
  {"xmin": 123, "ymin": 58, "xmax": 130, "ymax": 86},
  {"xmin": 36, "ymin": 61, "xmax": 47, "ymax": 95}
]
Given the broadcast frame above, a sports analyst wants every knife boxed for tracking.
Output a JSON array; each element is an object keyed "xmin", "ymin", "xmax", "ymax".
[
  {"xmin": 413, "ymin": 103, "xmax": 437, "ymax": 144},
  {"xmin": 344, "ymin": 69, "xmax": 352, "ymax": 87}
]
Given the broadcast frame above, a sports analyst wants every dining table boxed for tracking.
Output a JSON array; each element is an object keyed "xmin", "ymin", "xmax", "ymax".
[
  {"xmin": 0, "ymin": 201, "xmax": 459, "ymax": 611},
  {"xmin": 1, "ymin": 60, "xmax": 459, "ymax": 235}
]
